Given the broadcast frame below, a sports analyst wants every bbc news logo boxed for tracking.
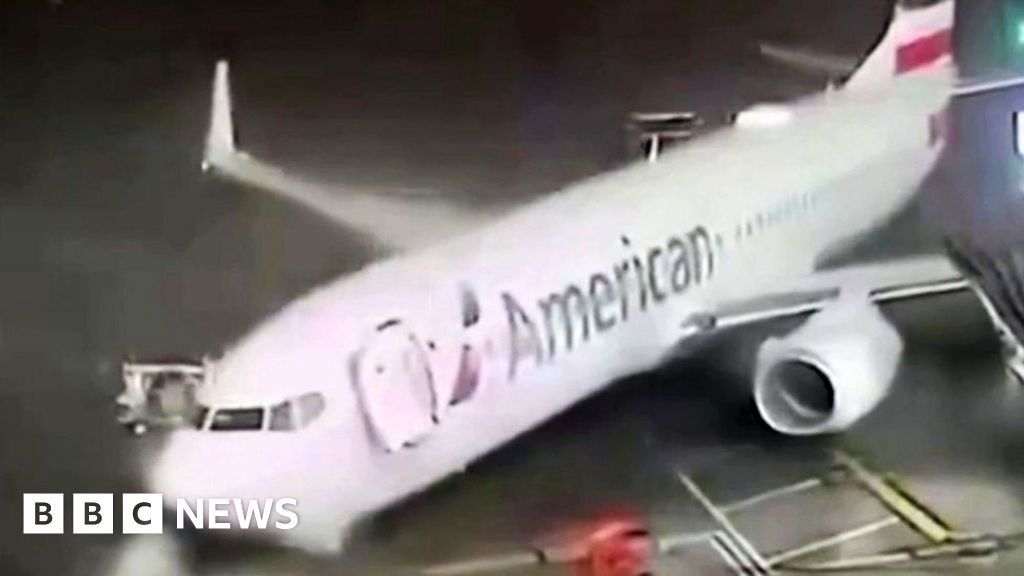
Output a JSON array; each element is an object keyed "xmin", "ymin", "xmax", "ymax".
[{"xmin": 23, "ymin": 494, "xmax": 298, "ymax": 534}]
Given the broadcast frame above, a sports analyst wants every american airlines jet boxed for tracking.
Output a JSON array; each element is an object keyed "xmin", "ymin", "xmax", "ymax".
[{"xmin": 146, "ymin": 0, "xmax": 975, "ymax": 552}]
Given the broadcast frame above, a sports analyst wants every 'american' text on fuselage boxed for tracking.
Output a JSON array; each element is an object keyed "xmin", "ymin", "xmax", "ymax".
[{"xmin": 502, "ymin": 225, "xmax": 719, "ymax": 378}]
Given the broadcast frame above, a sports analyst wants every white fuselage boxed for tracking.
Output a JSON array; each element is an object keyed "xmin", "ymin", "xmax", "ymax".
[{"xmin": 149, "ymin": 69, "xmax": 952, "ymax": 552}]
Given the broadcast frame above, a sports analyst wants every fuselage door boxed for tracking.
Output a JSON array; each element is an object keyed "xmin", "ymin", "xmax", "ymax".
[{"xmin": 354, "ymin": 319, "xmax": 437, "ymax": 452}]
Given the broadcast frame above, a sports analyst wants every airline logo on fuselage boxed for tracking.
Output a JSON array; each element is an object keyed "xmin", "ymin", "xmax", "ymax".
[{"xmin": 501, "ymin": 226, "xmax": 719, "ymax": 378}]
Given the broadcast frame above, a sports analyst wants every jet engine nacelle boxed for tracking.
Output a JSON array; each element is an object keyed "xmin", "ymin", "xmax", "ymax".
[{"xmin": 753, "ymin": 299, "xmax": 903, "ymax": 435}]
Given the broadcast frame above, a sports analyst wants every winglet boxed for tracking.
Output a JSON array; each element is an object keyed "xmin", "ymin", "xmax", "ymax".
[{"xmin": 202, "ymin": 59, "xmax": 236, "ymax": 172}]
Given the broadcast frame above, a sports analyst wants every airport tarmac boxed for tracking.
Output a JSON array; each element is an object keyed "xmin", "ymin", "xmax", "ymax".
[{"xmin": 5, "ymin": 1, "xmax": 1024, "ymax": 575}]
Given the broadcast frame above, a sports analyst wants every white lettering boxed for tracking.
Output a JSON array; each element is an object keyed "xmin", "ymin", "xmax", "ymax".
[
  {"xmin": 176, "ymin": 498, "xmax": 203, "ymax": 530},
  {"xmin": 207, "ymin": 498, "xmax": 231, "ymax": 529},
  {"xmin": 233, "ymin": 498, "xmax": 273, "ymax": 530},
  {"xmin": 274, "ymin": 498, "xmax": 299, "ymax": 530}
]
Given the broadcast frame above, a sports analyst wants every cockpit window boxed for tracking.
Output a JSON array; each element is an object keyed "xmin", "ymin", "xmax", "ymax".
[
  {"xmin": 191, "ymin": 405, "xmax": 210, "ymax": 430},
  {"xmin": 296, "ymin": 392, "xmax": 326, "ymax": 427},
  {"xmin": 209, "ymin": 407, "xmax": 264, "ymax": 431},
  {"xmin": 269, "ymin": 401, "xmax": 295, "ymax": 431},
  {"xmin": 204, "ymin": 393, "xmax": 325, "ymax": 433},
  {"xmin": 263, "ymin": 393, "xmax": 325, "ymax": 432}
]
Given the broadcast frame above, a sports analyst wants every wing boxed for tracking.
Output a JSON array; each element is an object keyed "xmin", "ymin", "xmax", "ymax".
[
  {"xmin": 680, "ymin": 255, "xmax": 969, "ymax": 339},
  {"xmin": 201, "ymin": 61, "xmax": 496, "ymax": 252}
]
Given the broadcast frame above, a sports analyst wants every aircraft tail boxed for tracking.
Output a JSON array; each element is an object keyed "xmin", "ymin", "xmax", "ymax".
[
  {"xmin": 847, "ymin": 0, "xmax": 955, "ymax": 89},
  {"xmin": 202, "ymin": 60, "xmax": 237, "ymax": 172}
]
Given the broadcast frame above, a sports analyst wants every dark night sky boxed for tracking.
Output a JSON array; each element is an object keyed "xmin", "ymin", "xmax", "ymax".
[{"xmin": 1, "ymin": 0, "xmax": 892, "ymax": 201}]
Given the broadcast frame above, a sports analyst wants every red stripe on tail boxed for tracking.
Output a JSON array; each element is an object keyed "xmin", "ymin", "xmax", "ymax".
[{"xmin": 897, "ymin": 28, "xmax": 952, "ymax": 74}]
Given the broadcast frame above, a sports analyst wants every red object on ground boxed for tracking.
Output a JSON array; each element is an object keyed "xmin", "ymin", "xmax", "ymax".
[
  {"xmin": 567, "ymin": 517, "xmax": 653, "ymax": 576},
  {"xmin": 896, "ymin": 28, "xmax": 952, "ymax": 74}
]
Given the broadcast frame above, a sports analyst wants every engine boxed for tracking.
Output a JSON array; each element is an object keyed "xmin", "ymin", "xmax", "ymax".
[{"xmin": 753, "ymin": 299, "xmax": 903, "ymax": 435}]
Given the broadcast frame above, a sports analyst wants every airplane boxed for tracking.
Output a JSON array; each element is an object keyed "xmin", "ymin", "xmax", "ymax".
[{"xmin": 143, "ymin": 0, "xmax": 985, "ymax": 554}]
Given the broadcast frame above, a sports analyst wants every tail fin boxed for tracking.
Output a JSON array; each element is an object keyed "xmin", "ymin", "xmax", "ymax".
[
  {"xmin": 847, "ymin": 0, "xmax": 955, "ymax": 89},
  {"xmin": 202, "ymin": 60, "xmax": 237, "ymax": 172}
]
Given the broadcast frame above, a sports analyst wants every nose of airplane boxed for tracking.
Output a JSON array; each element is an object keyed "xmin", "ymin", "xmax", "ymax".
[
  {"xmin": 146, "ymin": 430, "xmax": 288, "ymax": 501},
  {"xmin": 143, "ymin": 428, "xmax": 353, "ymax": 553},
  {"xmin": 146, "ymin": 431, "xmax": 213, "ymax": 501}
]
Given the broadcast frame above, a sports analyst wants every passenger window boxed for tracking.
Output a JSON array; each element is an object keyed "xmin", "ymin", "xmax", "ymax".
[
  {"xmin": 269, "ymin": 401, "xmax": 295, "ymax": 431},
  {"xmin": 191, "ymin": 405, "xmax": 210, "ymax": 430}
]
